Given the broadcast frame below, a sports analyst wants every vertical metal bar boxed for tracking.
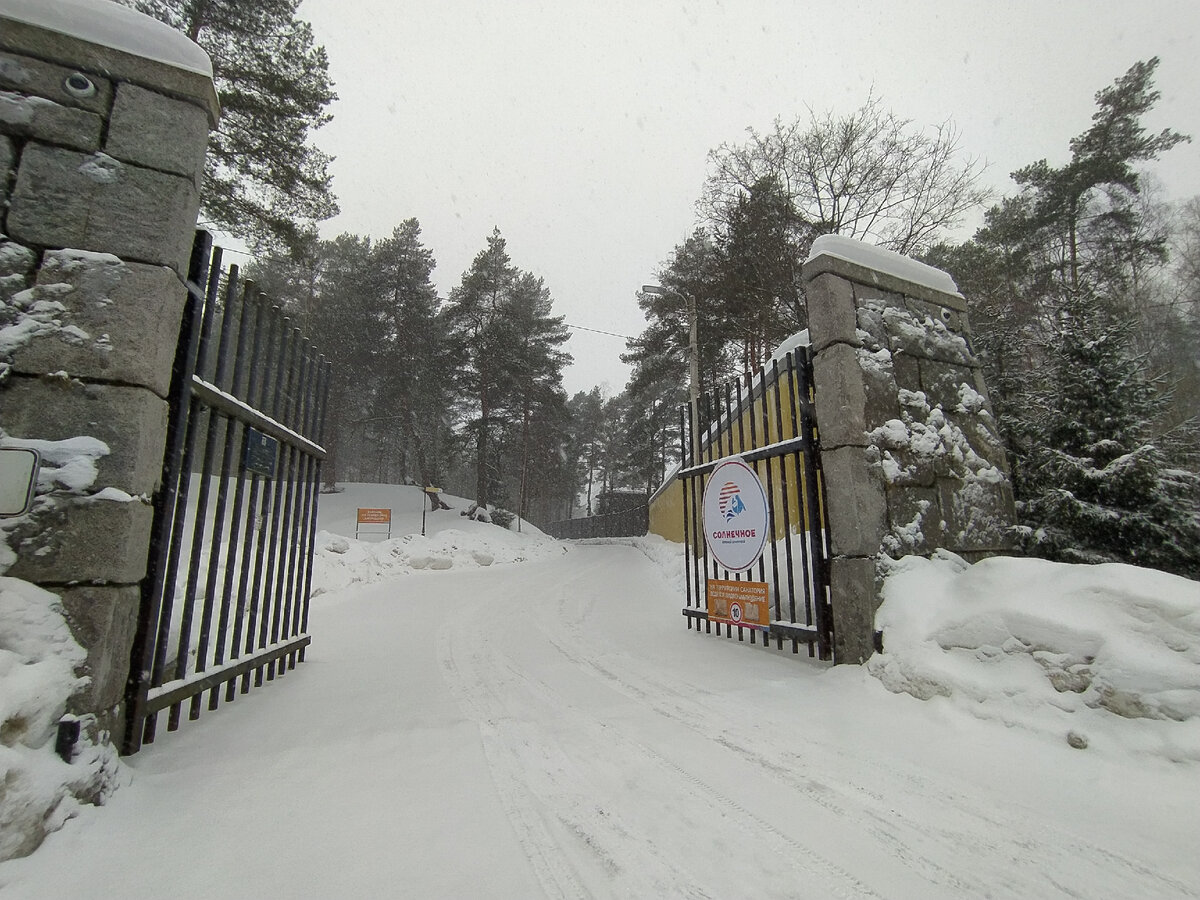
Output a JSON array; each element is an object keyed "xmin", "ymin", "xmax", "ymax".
[
  {"xmin": 770, "ymin": 358, "xmax": 795, "ymax": 650},
  {"xmin": 797, "ymin": 347, "xmax": 833, "ymax": 661},
  {"xmin": 732, "ymin": 372, "xmax": 748, "ymax": 641},
  {"xmin": 209, "ymin": 281, "xmax": 258, "ymax": 710},
  {"xmin": 123, "ymin": 231, "xmax": 212, "ymax": 754},
  {"xmin": 679, "ymin": 404, "xmax": 693, "ymax": 626},
  {"xmin": 257, "ymin": 321, "xmax": 297, "ymax": 684},
  {"xmin": 226, "ymin": 290, "xmax": 269, "ymax": 701},
  {"xmin": 699, "ymin": 385, "xmax": 713, "ymax": 634},
  {"xmin": 786, "ymin": 350, "xmax": 816, "ymax": 656},
  {"xmin": 268, "ymin": 329, "xmax": 305, "ymax": 676},
  {"xmin": 746, "ymin": 366, "xmax": 770, "ymax": 650},
  {"xmin": 240, "ymin": 299, "xmax": 281, "ymax": 695},
  {"xmin": 159, "ymin": 244, "xmax": 223, "ymax": 734},
  {"xmin": 721, "ymin": 379, "xmax": 735, "ymax": 584},
  {"xmin": 297, "ymin": 357, "xmax": 333, "ymax": 662},
  {"xmin": 285, "ymin": 344, "xmax": 321, "ymax": 663},
  {"xmin": 734, "ymin": 371, "xmax": 747, "ymax": 456},
  {"xmin": 190, "ymin": 264, "xmax": 244, "ymax": 720},
  {"xmin": 167, "ymin": 246, "xmax": 228, "ymax": 731},
  {"xmin": 276, "ymin": 337, "xmax": 313, "ymax": 672},
  {"xmin": 287, "ymin": 454, "xmax": 314, "ymax": 656},
  {"xmin": 760, "ymin": 362, "xmax": 782, "ymax": 646},
  {"xmin": 689, "ymin": 397, "xmax": 705, "ymax": 631}
]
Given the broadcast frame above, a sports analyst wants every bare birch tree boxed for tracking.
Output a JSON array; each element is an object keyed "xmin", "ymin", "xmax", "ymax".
[{"xmin": 702, "ymin": 95, "xmax": 989, "ymax": 255}]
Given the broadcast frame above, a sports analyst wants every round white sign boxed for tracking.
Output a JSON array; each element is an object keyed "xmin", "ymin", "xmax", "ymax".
[{"xmin": 702, "ymin": 459, "xmax": 769, "ymax": 572}]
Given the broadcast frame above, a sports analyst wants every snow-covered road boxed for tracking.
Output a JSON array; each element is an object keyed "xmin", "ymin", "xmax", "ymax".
[{"xmin": 2, "ymin": 485, "xmax": 1197, "ymax": 897}]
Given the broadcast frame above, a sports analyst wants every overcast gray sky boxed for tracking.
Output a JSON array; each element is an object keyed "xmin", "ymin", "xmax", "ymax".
[{"xmin": 297, "ymin": 0, "xmax": 1200, "ymax": 396}]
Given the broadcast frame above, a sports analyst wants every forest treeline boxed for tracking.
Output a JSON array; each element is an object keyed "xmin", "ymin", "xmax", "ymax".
[
  {"xmin": 248, "ymin": 58, "xmax": 1198, "ymax": 574},
  {"xmin": 130, "ymin": 0, "xmax": 1198, "ymax": 575}
]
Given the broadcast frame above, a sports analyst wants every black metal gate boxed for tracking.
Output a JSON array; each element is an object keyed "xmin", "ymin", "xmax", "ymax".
[
  {"xmin": 124, "ymin": 232, "xmax": 331, "ymax": 753},
  {"xmin": 679, "ymin": 348, "xmax": 833, "ymax": 659}
]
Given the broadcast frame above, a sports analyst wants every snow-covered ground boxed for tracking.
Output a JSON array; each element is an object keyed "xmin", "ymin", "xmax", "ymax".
[{"xmin": 1, "ymin": 482, "xmax": 1198, "ymax": 897}]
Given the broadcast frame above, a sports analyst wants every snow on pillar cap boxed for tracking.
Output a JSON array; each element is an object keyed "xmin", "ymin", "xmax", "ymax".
[
  {"xmin": 803, "ymin": 234, "xmax": 964, "ymax": 307},
  {"xmin": 0, "ymin": 0, "xmax": 213, "ymax": 79}
]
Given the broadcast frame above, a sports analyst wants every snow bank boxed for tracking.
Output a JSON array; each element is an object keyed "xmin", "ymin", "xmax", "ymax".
[
  {"xmin": 0, "ymin": 578, "xmax": 120, "ymax": 861},
  {"xmin": 311, "ymin": 528, "xmax": 564, "ymax": 597},
  {"xmin": 871, "ymin": 552, "xmax": 1200, "ymax": 761}
]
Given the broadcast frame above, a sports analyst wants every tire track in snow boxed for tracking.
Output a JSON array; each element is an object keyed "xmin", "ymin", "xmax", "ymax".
[
  {"xmin": 436, "ymin": 568, "xmax": 884, "ymax": 900},
  {"xmin": 538, "ymin": 629, "xmax": 976, "ymax": 897},
  {"xmin": 538, "ymin": 552, "xmax": 1194, "ymax": 899},
  {"xmin": 437, "ymin": 626, "xmax": 593, "ymax": 900}
]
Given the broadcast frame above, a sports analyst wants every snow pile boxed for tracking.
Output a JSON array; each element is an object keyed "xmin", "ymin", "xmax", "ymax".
[
  {"xmin": 870, "ymin": 551, "xmax": 1200, "ymax": 761},
  {"xmin": 310, "ymin": 527, "xmax": 563, "ymax": 597},
  {"xmin": 0, "ymin": 578, "xmax": 119, "ymax": 861}
]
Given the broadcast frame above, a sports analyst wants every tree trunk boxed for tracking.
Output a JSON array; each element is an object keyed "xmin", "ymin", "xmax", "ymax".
[
  {"xmin": 476, "ymin": 373, "xmax": 489, "ymax": 507},
  {"xmin": 186, "ymin": 0, "xmax": 212, "ymax": 42}
]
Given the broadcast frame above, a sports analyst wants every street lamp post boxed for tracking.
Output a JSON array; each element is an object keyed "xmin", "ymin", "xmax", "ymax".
[{"xmin": 642, "ymin": 284, "xmax": 700, "ymax": 466}]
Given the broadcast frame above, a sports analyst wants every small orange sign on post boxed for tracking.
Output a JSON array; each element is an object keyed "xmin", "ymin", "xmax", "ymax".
[
  {"xmin": 356, "ymin": 507, "xmax": 392, "ymax": 540},
  {"xmin": 706, "ymin": 579, "xmax": 770, "ymax": 630}
]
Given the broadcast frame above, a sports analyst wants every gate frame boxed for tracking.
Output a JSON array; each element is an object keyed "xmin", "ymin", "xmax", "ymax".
[
  {"xmin": 679, "ymin": 347, "xmax": 834, "ymax": 660},
  {"xmin": 123, "ymin": 232, "xmax": 331, "ymax": 753}
]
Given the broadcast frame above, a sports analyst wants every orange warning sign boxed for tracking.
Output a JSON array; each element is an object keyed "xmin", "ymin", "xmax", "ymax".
[
  {"xmin": 356, "ymin": 507, "xmax": 391, "ymax": 524},
  {"xmin": 706, "ymin": 579, "xmax": 770, "ymax": 629}
]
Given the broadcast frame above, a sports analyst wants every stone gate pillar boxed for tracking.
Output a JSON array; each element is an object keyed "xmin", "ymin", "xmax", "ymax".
[
  {"xmin": 0, "ymin": 0, "xmax": 218, "ymax": 744},
  {"xmin": 802, "ymin": 235, "xmax": 1016, "ymax": 663}
]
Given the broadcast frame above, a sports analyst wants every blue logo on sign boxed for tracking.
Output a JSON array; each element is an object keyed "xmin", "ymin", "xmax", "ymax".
[{"xmin": 718, "ymin": 482, "xmax": 746, "ymax": 521}]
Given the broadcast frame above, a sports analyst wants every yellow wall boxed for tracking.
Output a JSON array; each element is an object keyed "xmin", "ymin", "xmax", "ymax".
[
  {"xmin": 649, "ymin": 476, "xmax": 686, "ymax": 542},
  {"xmin": 648, "ymin": 366, "xmax": 822, "ymax": 543}
]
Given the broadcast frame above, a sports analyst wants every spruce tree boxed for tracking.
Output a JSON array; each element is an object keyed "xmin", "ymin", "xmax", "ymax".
[
  {"xmin": 123, "ymin": 0, "xmax": 339, "ymax": 254},
  {"xmin": 931, "ymin": 59, "xmax": 1198, "ymax": 577},
  {"xmin": 1020, "ymin": 289, "xmax": 1200, "ymax": 577}
]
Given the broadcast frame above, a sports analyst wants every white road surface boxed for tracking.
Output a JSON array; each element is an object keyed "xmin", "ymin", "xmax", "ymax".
[{"xmin": 2, "ymin": 488, "xmax": 1196, "ymax": 897}]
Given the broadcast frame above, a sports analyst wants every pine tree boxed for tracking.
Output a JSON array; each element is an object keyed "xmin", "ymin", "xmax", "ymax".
[
  {"xmin": 713, "ymin": 176, "xmax": 806, "ymax": 369},
  {"xmin": 445, "ymin": 230, "xmax": 571, "ymax": 514},
  {"xmin": 500, "ymin": 272, "xmax": 572, "ymax": 523},
  {"xmin": 123, "ymin": 0, "xmax": 339, "ymax": 254},
  {"xmin": 374, "ymin": 221, "xmax": 448, "ymax": 487},
  {"xmin": 566, "ymin": 388, "xmax": 606, "ymax": 515},
  {"xmin": 445, "ymin": 230, "xmax": 519, "ymax": 508}
]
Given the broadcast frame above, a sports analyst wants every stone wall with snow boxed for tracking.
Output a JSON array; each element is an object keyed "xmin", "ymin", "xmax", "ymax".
[
  {"xmin": 0, "ymin": 0, "xmax": 217, "ymax": 853},
  {"xmin": 802, "ymin": 235, "xmax": 1016, "ymax": 664}
]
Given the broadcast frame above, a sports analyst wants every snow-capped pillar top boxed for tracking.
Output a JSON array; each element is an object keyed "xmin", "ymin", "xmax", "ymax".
[
  {"xmin": 804, "ymin": 234, "xmax": 966, "ymax": 310},
  {"xmin": 0, "ymin": 0, "xmax": 219, "ymax": 126},
  {"xmin": 800, "ymin": 235, "xmax": 1016, "ymax": 664}
]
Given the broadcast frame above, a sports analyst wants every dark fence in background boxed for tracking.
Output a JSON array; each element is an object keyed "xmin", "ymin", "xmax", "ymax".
[
  {"xmin": 124, "ymin": 231, "xmax": 331, "ymax": 753},
  {"xmin": 546, "ymin": 505, "xmax": 649, "ymax": 540}
]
